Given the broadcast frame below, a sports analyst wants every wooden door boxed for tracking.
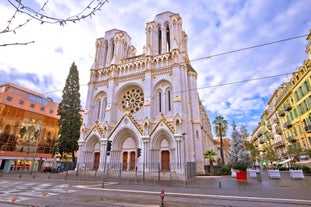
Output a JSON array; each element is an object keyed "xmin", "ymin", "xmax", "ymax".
[
  {"xmin": 122, "ymin": 152, "xmax": 128, "ymax": 170},
  {"xmin": 130, "ymin": 151, "xmax": 136, "ymax": 170},
  {"xmin": 94, "ymin": 152, "xmax": 100, "ymax": 170},
  {"xmin": 161, "ymin": 150, "xmax": 170, "ymax": 171}
]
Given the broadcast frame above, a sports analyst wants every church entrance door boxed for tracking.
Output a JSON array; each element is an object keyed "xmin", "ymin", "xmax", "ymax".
[
  {"xmin": 94, "ymin": 152, "xmax": 100, "ymax": 170},
  {"xmin": 161, "ymin": 150, "xmax": 170, "ymax": 171},
  {"xmin": 122, "ymin": 152, "xmax": 128, "ymax": 170},
  {"xmin": 130, "ymin": 151, "xmax": 136, "ymax": 170}
]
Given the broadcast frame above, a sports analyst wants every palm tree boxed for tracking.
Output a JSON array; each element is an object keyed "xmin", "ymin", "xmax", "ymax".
[
  {"xmin": 204, "ymin": 150, "xmax": 217, "ymax": 175},
  {"xmin": 213, "ymin": 115, "xmax": 228, "ymax": 165}
]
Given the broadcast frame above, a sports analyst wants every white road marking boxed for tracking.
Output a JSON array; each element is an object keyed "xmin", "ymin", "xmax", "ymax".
[
  {"xmin": 0, "ymin": 180, "xmax": 75, "ymax": 203},
  {"xmin": 73, "ymin": 185, "xmax": 311, "ymax": 204}
]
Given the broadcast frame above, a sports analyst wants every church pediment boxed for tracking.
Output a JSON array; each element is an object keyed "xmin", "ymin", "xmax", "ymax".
[
  {"xmin": 150, "ymin": 114, "xmax": 175, "ymax": 136},
  {"xmin": 84, "ymin": 121, "xmax": 104, "ymax": 140},
  {"xmin": 108, "ymin": 113, "xmax": 143, "ymax": 138}
]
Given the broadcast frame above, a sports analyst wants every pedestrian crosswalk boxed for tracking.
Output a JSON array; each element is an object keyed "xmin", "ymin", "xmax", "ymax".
[{"xmin": 0, "ymin": 180, "xmax": 74, "ymax": 203}]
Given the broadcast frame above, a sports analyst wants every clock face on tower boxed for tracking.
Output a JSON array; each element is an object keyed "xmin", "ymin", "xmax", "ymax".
[{"xmin": 119, "ymin": 86, "xmax": 144, "ymax": 114}]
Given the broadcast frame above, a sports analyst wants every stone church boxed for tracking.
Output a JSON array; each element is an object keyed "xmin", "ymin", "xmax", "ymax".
[{"xmin": 77, "ymin": 11, "xmax": 215, "ymax": 176}]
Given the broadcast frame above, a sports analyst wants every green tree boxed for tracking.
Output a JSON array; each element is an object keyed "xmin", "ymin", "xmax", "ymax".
[
  {"xmin": 244, "ymin": 140, "xmax": 260, "ymax": 166},
  {"xmin": 287, "ymin": 144, "xmax": 302, "ymax": 166},
  {"xmin": 204, "ymin": 150, "xmax": 217, "ymax": 175},
  {"xmin": 57, "ymin": 62, "xmax": 82, "ymax": 163},
  {"xmin": 213, "ymin": 115, "xmax": 228, "ymax": 165}
]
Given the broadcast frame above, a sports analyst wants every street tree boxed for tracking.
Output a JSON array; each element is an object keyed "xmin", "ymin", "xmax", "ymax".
[
  {"xmin": 244, "ymin": 139, "xmax": 260, "ymax": 167},
  {"xmin": 57, "ymin": 62, "xmax": 82, "ymax": 163},
  {"xmin": 213, "ymin": 115, "xmax": 228, "ymax": 165},
  {"xmin": 287, "ymin": 144, "xmax": 302, "ymax": 166},
  {"xmin": 204, "ymin": 149, "xmax": 217, "ymax": 175}
]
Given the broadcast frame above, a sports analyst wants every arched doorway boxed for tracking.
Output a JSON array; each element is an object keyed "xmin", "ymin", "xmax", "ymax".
[
  {"xmin": 122, "ymin": 152, "xmax": 128, "ymax": 170},
  {"xmin": 161, "ymin": 150, "xmax": 170, "ymax": 171},
  {"xmin": 130, "ymin": 151, "xmax": 136, "ymax": 170},
  {"xmin": 94, "ymin": 152, "xmax": 100, "ymax": 170}
]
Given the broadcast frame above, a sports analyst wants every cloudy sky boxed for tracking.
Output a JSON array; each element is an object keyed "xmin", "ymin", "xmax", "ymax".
[{"xmin": 1, "ymin": 0, "xmax": 310, "ymax": 137}]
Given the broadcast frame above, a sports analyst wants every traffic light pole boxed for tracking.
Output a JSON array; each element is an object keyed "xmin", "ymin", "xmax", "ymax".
[{"xmin": 101, "ymin": 151, "xmax": 108, "ymax": 188}]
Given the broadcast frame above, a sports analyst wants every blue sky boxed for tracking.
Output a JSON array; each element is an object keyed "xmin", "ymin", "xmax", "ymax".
[{"xmin": 1, "ymin": 0, "xmax": 311, "ymax": 137}]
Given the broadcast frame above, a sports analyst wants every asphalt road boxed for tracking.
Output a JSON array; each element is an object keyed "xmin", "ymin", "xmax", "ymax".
[{"xmin": 0, "ymin": 171, "xmax": 310, "ymax": 207}]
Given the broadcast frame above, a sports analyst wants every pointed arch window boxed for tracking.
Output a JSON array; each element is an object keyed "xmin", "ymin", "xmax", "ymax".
[
  {"xmin": 158, "ymin": 27, "xmax": 162, "ymax": 54},
  {"xmin": 159, "ymin": 91, "xmax": 162, "ymax": 113},
  {"xmin": 104, "ymin": 40, "xmax": 108, "ymax": 66},
  {"xmin": 167, "ymin": 89, "xmax": 172, "ymax": 112},
  {"xmin": 101, "ymin": 98, "xmax": 107, "ymax": 122},
  {"xmin": 166, "ymin": 24, "xmax": 170, "ymax": 52},
  {"xmin": 111, "ymin": 40, "xmax": 115, "ymax": 59},
  {"xmin": 97, "ymin": 100, "xmax": 101, "ymax": 120}
]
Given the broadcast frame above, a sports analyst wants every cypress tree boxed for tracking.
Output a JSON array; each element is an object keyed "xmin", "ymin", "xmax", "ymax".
[{"xmin": 57, "ymin": 62, "xmax": 81, "ymax": 163}]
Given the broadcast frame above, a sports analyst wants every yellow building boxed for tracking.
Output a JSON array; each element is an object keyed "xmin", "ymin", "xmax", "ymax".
[{"xmin": 251, "ymin": 30, "xmax": 311, "ymax": 166}]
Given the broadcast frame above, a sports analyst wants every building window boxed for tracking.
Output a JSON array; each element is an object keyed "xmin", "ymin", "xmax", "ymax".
[
  {"xmin": 159, "ymin": 91, "xmax": 162, "ymax": 113},
  {"xmin": 167, "ymin": 90, "xmax": 171, "ymax": 112},
  {"xmin": 305, "ymin": 80, "xmax": 311, "ymax": 92},
  {"xmin": 30, "ymin": 103, "xmax": 35, "ymax": 108},
  {"xmin": 49, "ymin": 109, "xmax": 54, "ymax": 114},
  {"xmin": 19, "ymin": 100, "xmax": 24, "ymax": 105},
  {"xmin": 166, "ymin": 24, "xmax": 170, "ymax": 52},
  {"xmin": 97, "ymin": 100, "xmax": 101, "ymax": 120},
  {"xmin": 40, "ymin": 106, "xmax": 45, "ymax": 111},
  {"xmin": 158, "ymin": 26, "xmax": 162, "ymax": 54},
  {"xmin": 6, "ymin": 96, "xmax": 12, "ymax": 102},
  {"xmin": 294, "ymin": 91, "xmax": 300, "ymax": 102}
]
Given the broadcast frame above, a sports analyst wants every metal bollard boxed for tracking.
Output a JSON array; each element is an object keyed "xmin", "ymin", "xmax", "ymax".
[{"xmin": 256, "ymin": 172, "xmax": 261, "ymax": 182}]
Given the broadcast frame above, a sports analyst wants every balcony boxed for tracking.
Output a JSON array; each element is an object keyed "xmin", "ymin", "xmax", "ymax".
[
  {"xmin": 276, "ymin": 128, "xmax": 282, "ymax": 135},
  {"xmin": 278, "ymin": 110, "xmax": 285, "ymax": 117},
  {"xmin": 271, "ymin": 141, "xmax": 285, "ymax": 148},
  {"xmin": 283, "ymin": 121, "xmax": 293, "ymax": 129},
  {"xmin": 287, "ymin": 136, "xmax": 296, "ymax": 143},
  {"xmin": 284, "ymin": 103, "xmax": 292, "ymax": 111},
  {"xmin": 267, "ymin": 123, "xmax": 272, "ymax": 130},
  {"xmin": 305, "ymin": 124, "xmax": 311, "ymax": 133}
]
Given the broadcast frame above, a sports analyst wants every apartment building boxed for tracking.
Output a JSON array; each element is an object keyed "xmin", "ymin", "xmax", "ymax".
[{"xmin": 250, "ymin": 30, "xmax": 311, "ymax": 167}]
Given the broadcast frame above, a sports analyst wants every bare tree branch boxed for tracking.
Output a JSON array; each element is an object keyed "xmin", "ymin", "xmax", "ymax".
[
  {"xmin": 8, "ymin": 0, "xmax": 109, "ymax": 26},
  {"xmin": 0, "ymin": 41, "xmax": 35, "ymax": 47},
  {"xmin": 1, "ymin": 0, "xmax": 109, "ymax": 46}
]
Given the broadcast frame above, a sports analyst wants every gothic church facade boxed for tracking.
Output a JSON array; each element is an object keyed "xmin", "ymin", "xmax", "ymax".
[{"xmin": 77, "ymin": 11, "xmax": 215, "ymax": 175}]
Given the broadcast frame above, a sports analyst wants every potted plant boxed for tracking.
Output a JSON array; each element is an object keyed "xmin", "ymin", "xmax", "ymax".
[{"xmin": 227, "ymin": 122, "xmax": 251, "ymax": 180}]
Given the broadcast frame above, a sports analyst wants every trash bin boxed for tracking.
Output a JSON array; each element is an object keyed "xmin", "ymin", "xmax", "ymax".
[{"xmin": 256, "ymin": 172, "xmax": 261, "ymax": 182}]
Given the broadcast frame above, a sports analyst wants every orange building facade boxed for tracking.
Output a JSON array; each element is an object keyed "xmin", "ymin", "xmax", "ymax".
[{"xmin": 0, "ymin": 83, "xmax": 59, "ymax": 172}]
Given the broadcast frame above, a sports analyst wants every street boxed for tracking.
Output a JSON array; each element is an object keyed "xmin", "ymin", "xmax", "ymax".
[{"xmin": 0, "ymin": 171, "xmax": 310, "ymax": 207}]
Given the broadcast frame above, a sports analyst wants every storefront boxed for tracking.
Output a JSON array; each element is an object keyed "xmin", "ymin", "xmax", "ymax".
[{"xmin": 0, "ymin": 151, "xmax": 53, "ymax": 172}]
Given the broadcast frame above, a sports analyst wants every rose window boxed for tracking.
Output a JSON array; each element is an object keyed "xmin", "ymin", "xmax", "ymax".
[{"xmin": 120, "ymin": 87, "xmax": 144, "ymax": 113}]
